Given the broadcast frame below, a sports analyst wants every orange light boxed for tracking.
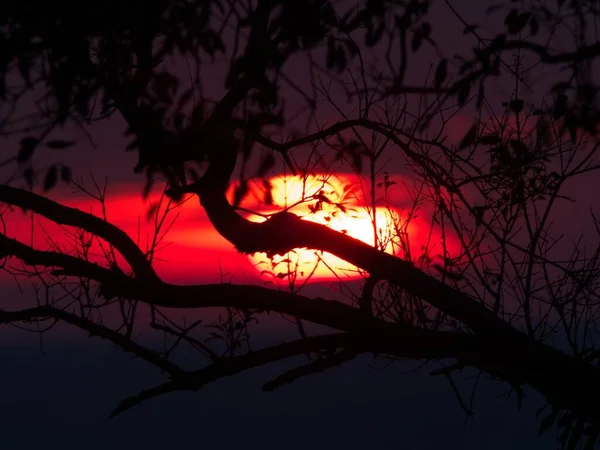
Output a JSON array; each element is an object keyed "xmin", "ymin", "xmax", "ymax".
[{"xmin": 241, "ymin": 175, "xmax": 414, "ymax": 282}]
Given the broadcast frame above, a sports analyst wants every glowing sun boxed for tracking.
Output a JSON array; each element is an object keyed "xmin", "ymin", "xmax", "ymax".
[{"xmin": 229, "ymin": 174, "xmax": 415, "ymax": 282}]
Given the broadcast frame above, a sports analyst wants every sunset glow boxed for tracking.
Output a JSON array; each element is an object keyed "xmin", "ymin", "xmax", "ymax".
[
  {"xmin": 1, "ymin": 173, "xmax": 453, "ymax": 287},
  {"xmin": 232, "ymin": 175, "xmax": 415, "ymax": 282}
]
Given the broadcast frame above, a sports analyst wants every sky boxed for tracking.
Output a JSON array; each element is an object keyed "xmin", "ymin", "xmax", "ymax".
[{"xmin": 0, "ymin": 0, "xmax": 595, "ymax": 448}]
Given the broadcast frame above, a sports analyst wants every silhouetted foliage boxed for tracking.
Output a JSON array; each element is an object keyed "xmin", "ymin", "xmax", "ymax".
[{"xmin": 2, "ymin": 0, "xmax": 600, "ymax": 447}]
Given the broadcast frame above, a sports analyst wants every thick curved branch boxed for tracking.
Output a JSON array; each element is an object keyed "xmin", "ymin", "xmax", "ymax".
[
  {"xmin": 196, "ymin": 184, "xmax": 509, "ymax": 336},
  {"xmin": 4, "ymin": 187, "xmax": 600, "ymax": 424},
  {"xmin": 182, "ymin": 125, "xmax": 497, "ymax": 336},
  {"xmin": 185, "ymin": 144, "xmax": 600, "ymax": 424},
  {"xmin": 0, "ymin": 185, "xmax": 158, "ymax": 282},
  {"xmin": 110, "ymin": 330, "xmax": 475, "ymax": 417},
  {"xmin": 0, "ymin": 228, "xmax": 478, "ymax": 354},
  {"xmin": 0, "ymin": 233, "xmax": 132, "ymax": 285},
  {"xmin": 111, "ymin": 333, "xmax": 361, "ymax": 417}
]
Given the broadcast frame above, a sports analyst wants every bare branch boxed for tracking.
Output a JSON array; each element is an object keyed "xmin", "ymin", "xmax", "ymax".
[
  {"xmin": 262, "ymin": 349, "xmax": 359, "ymax": 392},
  {"xmin": 0, "ymin": 185, "xmax": 157, "ymax": 282},
  {"xmin": 0, "ymin": 306, "xmax": 184, "ymax": 377}
]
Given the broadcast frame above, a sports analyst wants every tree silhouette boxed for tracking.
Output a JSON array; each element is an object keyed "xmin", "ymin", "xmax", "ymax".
[{"xmin": 2, "ymin": 0, "xmax": 600, "ymax": 447}]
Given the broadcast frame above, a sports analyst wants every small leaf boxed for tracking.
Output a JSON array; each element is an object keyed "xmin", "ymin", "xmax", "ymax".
[
  {"xmin": 476, "ymin": 81, "xmax": 485, "ymax": 109},
  {"xmin": 557, "ymin": 412, "xmax": 574, "ymax": 428},
  {"xmin": 23, "ymin": 167, "xmax": 35, "ymax": 189},
  {"xmin": 264, "ymin": 186, "xmax": 274, "ymax": 205},
  {"xmin": 568, "ymin": 426, "xmax": 582, "ymax": 450},
  {"xmin": 458, "ymin": 124, "xmax": 478, "ymax": 150},
  {"xmin": 535, "ymin": 405, "xmax": 548, "ymax": 418},
  {"xmin": 411, "ymin": 32, "xmax": 422, "ymax": 52},
  {"xmin": 434, "ymin": 59, "xmax": 447, "ymax": 88},
  {"xmin": 177, "ymin": 88, "xmax": 194, "ymax": 111},
  {"xmin": 538, "ymin": 409, "xmax": 558, "ymax": 435},
  {"xmin": 458, "ymin": 81, "xmax": 471, "ymax": 105},
  {"xmin": 142, "ymin": 176, "xmax": 154, "ymax": 200},
  {"xmin": 18, "ymin": 56, "xmax": 32, "ymax": 86},
  {"xmin": 567, "ymin": 120, "xmax": 577, "ymax": 143},
  {"xmin": 505, "ymin": 10, "xmax": 531, "ymax": 34},
  {"xmin": 365, "ymin": 21, "xmax": 385, "ymax": 47},
  {"xmin": 46, "ymin": 140, "xmax": 76, "ymax": 150},
  {"xmin": 584, "ymin": 434, "xmax": 598, "ymax": 450},
  {"xmin": 509, "ymin": 99, "xmax": 524, "ymax": 113},
  {"xmin": 187, "ymin": 168, "xmax": 199, "ymax": 181},
  {"xmin": 554, "ymin": 94, "xmax": 568, "ymax": 120},
  {"xmin": 146, "ymin": 202, "xmax": 159, "ymax": 221},
  {"xmin": 350, "ymin": 152, "xmax": 363, "ymax": 174},
  {"xmin": 559, "ymin": 424, "xmax": 572, "ymax": 445},
  {"xmin": 126, "ymin": 139, "xmax": 140, "ymax": 151},
  {"xmin": 489, "ymin": 33, "xmax": 507, "ymax": 50},
  {"xmin": 18, "ymin": 137, "xmax": 39, "ymax": 163},
  {"xmin": 480, "ymin": 135, "xmax": 501, "ymax": 145},
  {"xmin": 233, "ymin": 179, "xmax": 249, "ymax": 207},
  {"xmin": 333, "ymin": 46, "xmax": 347, "ymax": 72},
  {"xmin": 263, "ymin": 179, "xmax": 275, "ymax": 205},
  {"xmin": 529, "ymin": 16, "xmax": 539, "ymax": 36},
  {"xmin": 43, "ymin": 165, "xmax": 58, "ymax": 192},
  {"xmin": 60, "ymin": 165, "xmax": 72, "ymax": 183},
  {"xmin": 257, "ymin": 153, "xmax": 276, "ymax": 177},
  {"xmin": 326, "ymin": 36, "xmax": 335, "ymax": 69},
  {"xmin": 510, "ymin": 139, "xmax": 529, "ymax": 155}
]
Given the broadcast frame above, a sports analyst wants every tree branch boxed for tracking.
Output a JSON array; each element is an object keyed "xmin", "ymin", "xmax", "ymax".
[
  {"xmin": 3, "ymin": 185, "xmax": 600, "ymax": 425},
  {"xmin": 0, "ymin": 227, "xmax": 480, "ymax": 358},
  {"xmin": 0, "ymin": 185, "xmax": 157, "ymax": 282},
  {"xmin": 0, "ymin": 306, "xmax": 185, "ymax": 377},
  {"xmin": 110, "ymin": 332, "xmax": 358, "ymax": 417}
]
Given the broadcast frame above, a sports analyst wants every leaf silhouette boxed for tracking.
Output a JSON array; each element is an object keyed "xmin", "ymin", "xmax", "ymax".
[
  {"xmin": 233, "ymin": 179, "xmax": 249, "ymax": 207},
  {"xmin": 538, "ymin": 409, "xmax": 558, "ymax": 435},
  {"xmin": 435, "ymin": 59, "xmax": 447, "ymax": 88},
  {"xmin": 529, "ymin": 16, "xmax": 539, "ymax": 35},
  {"xmin": 458, "ymin": 81, "xmax": 471, "ymax": 105},
  {"xmin": 568, "ymin": 425, "xmax": 582, "ymax": 450},
  {"xmin": 554, "ymin": 94, "xmax": 568, "ymax": 120},
  {"xmin": 458, "ymin": 124, "xmax": 477, "ymax": 150},
  {"xmin": 411, "ymin": 32, "xmax": 422, "ymax": 52},
  {"xmin": 18, "ymin": 137, "xmax": 39, "ymax": 163},
  {"xmin": 46, "ymin": 140, "xmax": 76, "ymax": 150},
  {"xmin": 480, "ymin": 135, "xmax": 501, "ymax": 145},
  {"xmin": 509, "ymin": 99, "xmax": 524, "ymax": 113},
  {"xmin": 23, "ymin": 167, "xmax": 35, "ymax": 189},
  {"xmin": 146, "ymin": 202, "xmax": 159, "ymax": 221},
  {"xmin": 505, "ymin": 10, "xmax": 531, "ymax": 34},
  {"xmin": 60, "ymin": 166, "xmax": 72, "ymax": 183},
  {"xmin": 43, "ymin": 165, "xmax": 58, "ymax": 192},
  {"xmin": 257, "ymin": 153, "xmax": 276, "ymax": 177}
]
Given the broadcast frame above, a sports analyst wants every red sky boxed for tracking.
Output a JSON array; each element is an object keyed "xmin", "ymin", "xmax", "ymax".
[
  {"xmin": 1, "ymin": 172, "xmax": 459, "ymax": 340},
  {"xmin": 2, "ymin": 173, "xmax": 464, "ymax": 289},
  {"xmin": 2, "ymin": 186, "xmax": 255, "ymax": 285}
]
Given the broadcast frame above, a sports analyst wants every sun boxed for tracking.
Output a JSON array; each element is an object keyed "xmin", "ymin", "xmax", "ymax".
[{"xmin": 229, "ymin": 174, "xmax": 415, "ymax": 282}]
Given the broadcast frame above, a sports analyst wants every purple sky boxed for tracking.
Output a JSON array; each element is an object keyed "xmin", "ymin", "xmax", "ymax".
[{"xmin": 1, "ymin": 1, "xmax": 595, "ymax": 448}]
